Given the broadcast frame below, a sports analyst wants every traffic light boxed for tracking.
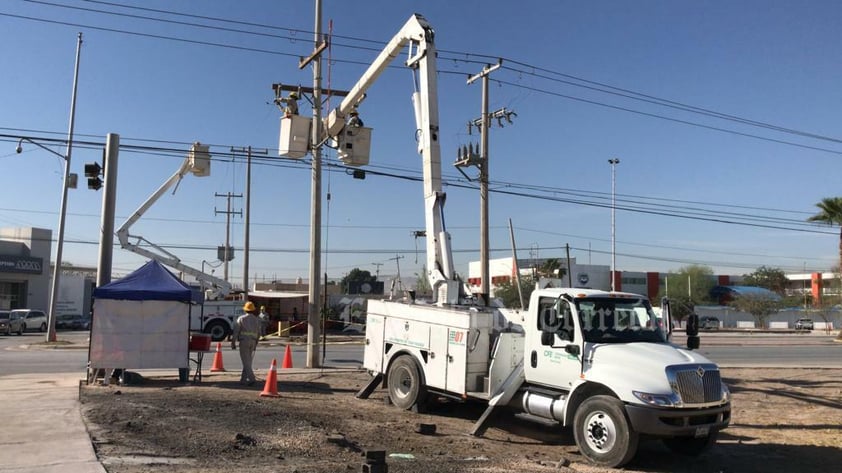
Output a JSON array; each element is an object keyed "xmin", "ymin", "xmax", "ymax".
[{"xmin": 84, "ymin": 162, "xmax": 102, "ymax": 190}]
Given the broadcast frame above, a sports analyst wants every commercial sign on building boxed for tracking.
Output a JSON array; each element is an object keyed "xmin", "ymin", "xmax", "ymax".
[{"xmin": 0, "ymin": 255, "xmax": 44, "ymax": 274}]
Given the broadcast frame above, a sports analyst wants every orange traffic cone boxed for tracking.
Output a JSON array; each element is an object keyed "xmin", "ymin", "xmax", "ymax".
[
  {"xmin": 210, "ymin": 342, "xmax": 226, "ymax": 372},
  {"xmin": 281, "ymin": 344, "xmax": 293, "ymax": 369},
  {"xmin": 260, "ymin": 358, "xmax": 280, "ymax": 397}
]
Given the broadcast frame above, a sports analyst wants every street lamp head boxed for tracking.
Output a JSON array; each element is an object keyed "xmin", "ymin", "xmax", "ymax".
[
  {"xmin": 608, "ymin": 158, "xmax": 620, "ymax": 165},
  {"xmin": 15, "ymin": 139, "xmax": 23, "ymax": 154}
]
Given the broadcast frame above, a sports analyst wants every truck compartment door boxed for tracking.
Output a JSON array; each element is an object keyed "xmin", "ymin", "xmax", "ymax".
[{"xmin": 363, "ymin": 314, "xmax": 385, "ymax": 373}]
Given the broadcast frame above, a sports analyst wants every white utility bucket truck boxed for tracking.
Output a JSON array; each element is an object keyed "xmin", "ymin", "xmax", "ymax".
[
  {"xmin": 285, "ymin": 14, "xmax": 731, "ymax": 468},
  {"xmin": 116, "ymin": 143, "xmax": 242, "ymax": 341}
]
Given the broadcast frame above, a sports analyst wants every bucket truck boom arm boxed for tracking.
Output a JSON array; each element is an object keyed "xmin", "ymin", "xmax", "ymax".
[
  {"xmin": 325, "ymin": 14, "xmax": 464, "ymax": 304},
  {"xmin": 116, "ymin": 143, "xmax": 232, "ymax": 299}
]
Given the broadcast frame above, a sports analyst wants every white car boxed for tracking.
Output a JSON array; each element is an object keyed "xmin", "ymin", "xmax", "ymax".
[{"xmin": 10, "ymin": 309, "xmax": 48, "ymax": 333}]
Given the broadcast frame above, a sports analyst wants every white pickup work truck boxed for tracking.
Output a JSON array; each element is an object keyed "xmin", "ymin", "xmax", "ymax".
[{"xmin": 358, "ymin": 288, "xmax": 731, "ymax": 467}]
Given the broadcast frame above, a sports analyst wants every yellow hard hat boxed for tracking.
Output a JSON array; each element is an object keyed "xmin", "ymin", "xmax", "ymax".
[
  {"xmin": 243, "ymin": 301, "xmax": 256, "ymax": 312},
  {"xmin": 288, "ymin": 91, "xmax": 299, "ymax": 99}
]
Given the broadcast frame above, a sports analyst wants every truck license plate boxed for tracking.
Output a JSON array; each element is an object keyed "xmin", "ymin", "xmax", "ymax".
[{"xmin": 694, "ymin": 426, "xmax": 710, "ymax": 438}]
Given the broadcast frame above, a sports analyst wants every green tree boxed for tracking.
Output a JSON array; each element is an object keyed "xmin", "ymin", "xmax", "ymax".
[
  {"xmin": 742, "ymin": 266, "xmax": 788, "ymax": 295},
  {"xmin": 493, "ymin": 275, "xmax": 536, "ymax": 309},
  {"xmin": 537, "ymin": 258, "xmax": 567, "ymax": 279},
  {"xmin": 340, "ymin": 268, "xmax": 377, "ymax": 293},
  {"xmin": 657, "ymin": 264, "xmax": 716, "ymax": 323},
  {"xmin": 413, "ymin": 264, "xmax": 431, "ymax": 297},
  {"xmin": 729, "ymin": 293, "xmax": 782, "ymax": 329},
  {"xmin": 808, "ymin": 197, "xmax": 842, "ymax": 274}
]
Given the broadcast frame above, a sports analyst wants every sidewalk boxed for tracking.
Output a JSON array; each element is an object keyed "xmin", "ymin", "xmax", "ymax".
[{"xmin": 0, "ymin": 372, "xmax": 106, "ymax": 473}]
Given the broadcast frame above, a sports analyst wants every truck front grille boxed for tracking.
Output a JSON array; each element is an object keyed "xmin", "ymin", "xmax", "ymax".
[{"xmin": 668, "ymin": 364, "xmax": 723, "ymax": 405}]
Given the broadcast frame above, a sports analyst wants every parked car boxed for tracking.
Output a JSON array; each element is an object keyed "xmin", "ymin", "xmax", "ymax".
[
  {"xmin": 10, "ymin": 309, "xmax": 48, "ymax": 333},
  {"xmin": 56, "ymin": 314, "xmax": 89, "ymax": 330},
  {"xmin": 699, "ymin": 316, "xmax": 721, "ymax": 330},
  {"xmin": 795, "ymin": 318, "xmax": 814, "ymax": 331},
  {"xmin": 3, "ymin": 310, "xmax": 25, "ymax": 335},
  {"xmin": 1, "ymin": 310, "xmax": 24, "ymax": 335}
]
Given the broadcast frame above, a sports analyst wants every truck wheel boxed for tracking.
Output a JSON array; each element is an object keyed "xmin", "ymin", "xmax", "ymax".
[
  {"xmin": 387, "ymin": 355, "xmax": 427, "ymax": 410},
  {"xmin": 573, "ymin": 395, "xmax": 639, "ymax": 468},
  {"xmin": 204, "ymin": 321, "xmax": 230, "ymax": 342},
  {"xmin": 663, "ymin": 432, "xmax": 718, "ymax": 456}
]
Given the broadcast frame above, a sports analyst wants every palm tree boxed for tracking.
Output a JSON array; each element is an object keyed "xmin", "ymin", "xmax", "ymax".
[
  {"xmin": 807, "ymin": 197, "xmax": 842, "ymax": 271},
  {"xmin": 807, "ymin": 197, "xmax": 842, "ymax": 339}
]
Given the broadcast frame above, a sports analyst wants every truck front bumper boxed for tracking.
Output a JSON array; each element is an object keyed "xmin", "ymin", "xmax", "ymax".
[{"xmin": 625, "ymin": 402, "xmax": 731, "ymax": 438}]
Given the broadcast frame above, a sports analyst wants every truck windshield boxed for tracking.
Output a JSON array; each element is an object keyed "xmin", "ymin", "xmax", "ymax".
[{"xmin": 575, "ymin": 297, "xmax": 666, "ymax": 344}]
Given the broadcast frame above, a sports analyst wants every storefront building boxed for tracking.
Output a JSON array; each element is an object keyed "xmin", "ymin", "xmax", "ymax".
[{"xmin": 0, "ymin": 227, "xmax": 51, "ymax": 310}]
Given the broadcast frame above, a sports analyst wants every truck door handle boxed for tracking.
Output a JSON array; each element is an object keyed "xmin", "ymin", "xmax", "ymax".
[{"xmin": 530, "ymin": 350, "xmax": 537, "ymax": 368}]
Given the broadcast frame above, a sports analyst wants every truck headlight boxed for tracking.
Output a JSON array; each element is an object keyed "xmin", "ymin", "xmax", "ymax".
[
  {"xmin": 633, "ymin": 390, "xmax": 679, "ymax": 407},
  {"xmin": 721, "ymin": 383, "xmax": 730, "ymax": 402}
]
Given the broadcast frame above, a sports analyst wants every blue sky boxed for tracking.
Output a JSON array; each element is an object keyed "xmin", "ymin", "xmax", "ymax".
[{"xmin": 2, "ymin": 0, "xmax": 841, "ymax": 286}]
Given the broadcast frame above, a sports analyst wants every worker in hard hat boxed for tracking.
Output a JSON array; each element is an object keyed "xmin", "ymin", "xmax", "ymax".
[
  {"xmin": 231, "ymin": 301, "xmax": 261, "ymax": 386},
  {"xmin": 283, "ymin": 91, "xmax": 299, "ymax": 117},
  {"xmin": 347, "ymin": 108, "xmax": 364, "ymax": 127},
  {"xmin": 258, "ymin": 305, "xmax": 269, "ymax": 340}
]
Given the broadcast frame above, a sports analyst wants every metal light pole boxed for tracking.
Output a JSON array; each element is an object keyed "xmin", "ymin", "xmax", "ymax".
[
  {"xmin": 608, "ymin": 158, "xmax": 620, "ymax": 292},
  {"xmin": 45, "ymin": 33, "xmax": 83, "ymax": 342}
]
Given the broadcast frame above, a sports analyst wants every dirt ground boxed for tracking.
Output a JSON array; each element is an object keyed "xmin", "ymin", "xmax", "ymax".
[{"xmin": 80, "ymin": 367, "xmax": 842, "ymax": 473}]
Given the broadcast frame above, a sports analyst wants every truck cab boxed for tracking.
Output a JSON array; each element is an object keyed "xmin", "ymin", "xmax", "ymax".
[{"xmin": 511, "ymin": 288, "xmax": 731, "ymax": 466}]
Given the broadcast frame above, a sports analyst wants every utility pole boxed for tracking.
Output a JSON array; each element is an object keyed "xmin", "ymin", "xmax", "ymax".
[
  {"xmin": 231, "ymin": 146, "xmax": 268, "ymax": 297},
  {"xmin": 214, "ymin": 192, "xmax": 242, "ymax": 283},
  {"xmin": 270, "ymin": 2, "xmax": 349, "ymax": 368},
  {"xmin": 388, "ymin": 255, "xmax": 404, "ymax": 298},
  {"xmin": 608, "ymin": 158, "xmax": 620, "ymax": 291},
  {"xmin": 307, "ymin": 0, "xmax": 324, "ymax": 369},
  {"xmin": 47, "ymin": 32, "xmax": 83, "ymax": 343},
  {"xmin": 565, "ymin": 243, "xmax": 572, "ymax": 287},
  {"xmin": 96, "ymin": 133, "xmax": 119, "ymax": 287},
  {"xmin": 459, "ymin": 59, "xmax": 515, "ymax": 306},
  {"xmin": 372, "ymin": 262, "xmax": 383, "ymax": 279}
]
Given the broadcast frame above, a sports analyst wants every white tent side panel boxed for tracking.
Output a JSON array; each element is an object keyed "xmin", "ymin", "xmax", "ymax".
[{"xmin": 90, "ymin": 299, "xmax": 189, "ymax": 369}]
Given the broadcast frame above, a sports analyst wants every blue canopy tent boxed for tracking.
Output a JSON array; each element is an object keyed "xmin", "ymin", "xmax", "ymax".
[
  {"xmin": 93, "ymin": 260, "xmax": 203, "ymax": 303},
  {"xmin": 89, "ymin": 260, "xmax": 201, "ymax": 373}
]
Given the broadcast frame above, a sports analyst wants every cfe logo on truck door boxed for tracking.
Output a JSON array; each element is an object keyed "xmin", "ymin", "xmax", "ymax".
[{"xmin": 448, "ymin": 330, "xmax": 465, "ymax": 345}]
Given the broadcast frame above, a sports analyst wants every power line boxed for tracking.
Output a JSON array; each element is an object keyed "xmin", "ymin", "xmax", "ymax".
[
  {"xmin": 492, "ymin": 78, "xmax": 842, "ymax": 157},
  {"xmin": 1, "ymin": 132, "xmax": 832, "ymax": 236},
  {"xmin": 6, "ymin": 4, "xmax": 842, "ymax": 155}
]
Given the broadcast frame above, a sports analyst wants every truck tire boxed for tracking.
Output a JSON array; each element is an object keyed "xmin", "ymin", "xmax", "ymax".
[
  {"xmin": 663, "ymin": 432, "xmax": 718, "ymax": 456},
  {"xmin": 573, "ymin": 395, "xmax": 639, "ymax": 468},
  {"xmin": 204, "ymin": 320, "xmax": 230, "ymax": 342},
  {"xmin": 387, "ymin": 355, "xmax": 427, "ymax": 410}
]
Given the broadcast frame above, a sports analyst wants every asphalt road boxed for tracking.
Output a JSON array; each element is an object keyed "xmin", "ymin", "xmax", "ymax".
[{"xmin": 0, "ymin": 330, "xmax": 839, "ymax": 376}]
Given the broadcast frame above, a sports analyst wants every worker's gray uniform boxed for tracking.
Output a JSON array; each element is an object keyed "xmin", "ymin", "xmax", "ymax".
[{"xmin": 232, "ymin": 312, "xmax": 261, "ymax": 384}]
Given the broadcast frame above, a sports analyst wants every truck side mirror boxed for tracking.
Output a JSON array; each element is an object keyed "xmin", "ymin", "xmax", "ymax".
[
  {"xmin": 565, "ymin": 344, "xmax": 580, "ymax": 356},
  {"xmin": 686, "ymin": 313, "xmax": 699, "ymax": 337}
]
